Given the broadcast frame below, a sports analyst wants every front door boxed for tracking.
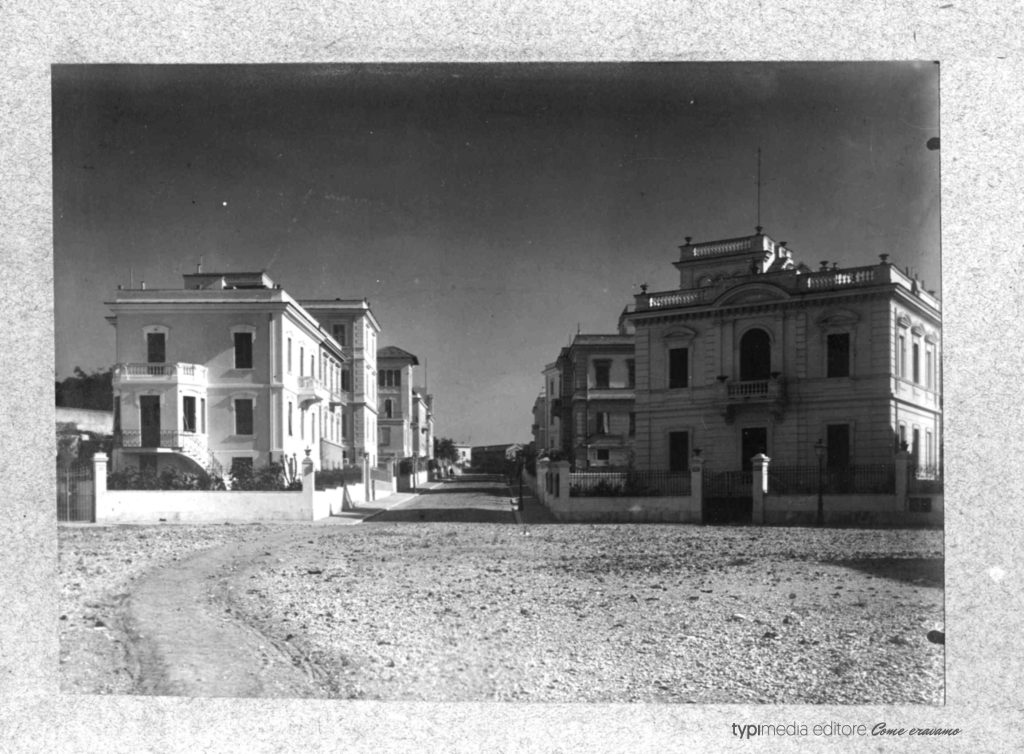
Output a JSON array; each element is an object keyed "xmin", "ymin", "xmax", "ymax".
[
  {"xmin": 668, "ymin": 431, "xmax": 689, "ymax": 472},
  {"xmin": 140, "ymin": 396, "xmax": 161, "ymax": 447},
  {"xmin": 827, "ymin": 424, "xmax": 852, "ymax": 492},
  {"xmin": 741, "ymin": 426, "xmax": 767, "ymax": 471}
]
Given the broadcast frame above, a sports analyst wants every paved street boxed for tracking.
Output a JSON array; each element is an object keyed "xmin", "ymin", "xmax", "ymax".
[{"xmin": 368, "ymin": 473, "xmax": 558, "ymax": 524}]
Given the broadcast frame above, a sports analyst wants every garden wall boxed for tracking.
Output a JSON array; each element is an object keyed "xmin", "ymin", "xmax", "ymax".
[
  {"xmin": 96, "ymin": 489, "xmax": 318, "ymax": 523},
  {"xmin": 545, "ymin": 494, "xmax": 701, "ymax": 524},
  {"xmin": 762, "ymin": 493, "xmax": 944, "ymax": 528}
]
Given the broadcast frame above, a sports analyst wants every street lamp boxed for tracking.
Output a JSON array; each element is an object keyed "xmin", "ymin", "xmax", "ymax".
[{"xmin": 814, "ymin": 438, "xmax": 826, "ymax": 526}]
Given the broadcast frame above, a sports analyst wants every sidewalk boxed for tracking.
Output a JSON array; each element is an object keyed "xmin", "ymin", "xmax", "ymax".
[{"xmin": 317, "ymin": 480, "xmax": 447, "ymax": 525}]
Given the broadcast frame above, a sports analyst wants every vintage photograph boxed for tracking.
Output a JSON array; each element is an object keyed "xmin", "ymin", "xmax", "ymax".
[{"xmin": 54, "ymin": 62, "xmax": 942, "ymax": 703}]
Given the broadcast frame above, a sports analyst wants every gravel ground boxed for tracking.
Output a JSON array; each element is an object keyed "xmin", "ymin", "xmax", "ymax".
[
  {"xmin": 59, "ymin": 521, "xmax": 943, "ymax": 703},
  {"xmin": 230, "ymin": 523, "xmax": 942, "ymax": 704},
  {"xmin": 58, "ymin": 523, "xmax": 268, "ymax": 693}
]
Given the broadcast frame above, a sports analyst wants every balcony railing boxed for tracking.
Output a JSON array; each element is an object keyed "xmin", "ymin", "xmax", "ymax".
[
  {"xmin": 297, "ymin": 375, "xmax": 331, "ymax": 405},
  {"xmin": 648, "ymin": 289, "xmax": 707, "ymax": 308},
  {"xmin": 114, "ymin": 362, "xmax": 208, "ymax": 382},
  {"xmin": 804, "ymin": 267, "xmax": 878, "ymax": 290},
  {"xmin": 690, "ymin": 238, "xmax": 754, "ymax": 257},
  {"xmin": 116, "ymin": 429, "xmax": 202, "ymax": 450},
  {"xmin": 727, "ymin": 380, "xmax": 770, "ymax": 398}
]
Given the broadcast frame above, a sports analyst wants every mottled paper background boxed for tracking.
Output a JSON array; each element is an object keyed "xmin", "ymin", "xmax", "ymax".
[{"xmin": 2, "ymin": 1, "xmax": 1020, "ymax": 751}]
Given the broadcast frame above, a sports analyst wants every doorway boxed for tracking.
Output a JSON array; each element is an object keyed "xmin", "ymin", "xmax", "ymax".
[
  {"xmin": 140, "ymin": 396, "xmax": 161, "ymax": 447},
  {"xmin": 741, "ymin": 426, "xmax": 767, "ymax": 471}
]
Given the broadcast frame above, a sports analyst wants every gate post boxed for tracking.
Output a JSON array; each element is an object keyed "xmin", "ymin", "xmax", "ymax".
[
  {"xmin": 92, "ymin": 452, "xmax": 108, "ymax": 523},
  {"xmin": 553, "ymin": 460, "xmax": 571, "ymax": 499},
  {"xmin": 751, "ymin": 453, "xmax": 770, "ymax": 524},
  {"xmin": 92, "ymin": 452, "xmax": 108, "ymax": 495},
  {"xmin": 536, "ymin": 459, "xmax": 550, "ymax": 506},
  {"xmin": 689, "ymin": 453, "xmax": 704, "ymax": 523}
]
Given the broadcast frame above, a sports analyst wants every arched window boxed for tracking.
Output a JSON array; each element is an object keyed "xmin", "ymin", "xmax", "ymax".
[{"xmin": 739, "ymin": 328, "xmax": 771, "ymax": 381}]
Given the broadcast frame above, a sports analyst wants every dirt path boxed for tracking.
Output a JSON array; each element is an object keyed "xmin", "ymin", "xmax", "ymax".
[{"xmin": 126, "ymin": 527, "xmax": 335, "ymax": 697}]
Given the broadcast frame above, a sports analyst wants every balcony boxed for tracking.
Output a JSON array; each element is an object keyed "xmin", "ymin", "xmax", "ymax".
[
  {"xmin": 113, "ymin": 362, "xmax": 208, "ymax": 386},
  {"xmin": 575, "ymin": 386, "xmax": 636, "ymax": 402},
  {"xmin": 297, "ymin": 375, "xmax": 331, "ymax": 406},
  {"xmin": 715, "ymin": 376, "xmax": 788, "ymax": 423},
  {"xmin": 115, "ymin": 430, "xmax": 221, "ymax": 473}
]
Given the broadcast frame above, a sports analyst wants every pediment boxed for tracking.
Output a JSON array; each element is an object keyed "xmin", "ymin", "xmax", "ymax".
[
  {"xmin": 714, "ymin": 283, "xmax": 790, "ymax": 306},
  {"xmin": 816, "ymin": 308, "xmax": 861, "ymax": 329}
]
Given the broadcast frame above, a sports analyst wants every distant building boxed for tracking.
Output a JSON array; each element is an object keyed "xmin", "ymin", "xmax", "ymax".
[
  {"xmin": 376, "ymin": 345, "xmax": 419, "ymax": 464},
  {"xmin": 471, "ymin": 444, "xmax": 516, "ymax": 473},
  {"xmin": 106, "ymin": 271, "xmax": 380, "ymax": 478},
  {"xmin": 540, "ymin": 333, "xmax": 636, "ymax": 469},
  {"xmin": 411, "ymin": 389, "xmax": 435, "ymax": 460},
  {"xmin": 619, "ymin": 230, "xmax": 941, "ymax": 472}
]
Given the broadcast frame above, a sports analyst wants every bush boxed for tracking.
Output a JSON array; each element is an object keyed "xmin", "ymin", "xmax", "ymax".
[
  {"xmin": 108, "ymin": 465, "xmax": 226, "ymax": 490},
  {"xmin": 229, "ymin": 462, "xmax": 297, "ymax": 491},
  {"xmin": 315, "ymin": 466, "xmax": 362, "ymax": 490}
]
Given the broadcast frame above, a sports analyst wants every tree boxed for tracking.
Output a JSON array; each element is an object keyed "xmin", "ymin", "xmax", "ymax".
[
  {"xmin": 55, "ymin": 366, "xmax": 114, "ymax": 410},
  {"xmin": 433, "ymin": 437, "xmax": 459, "ymax": 464}
]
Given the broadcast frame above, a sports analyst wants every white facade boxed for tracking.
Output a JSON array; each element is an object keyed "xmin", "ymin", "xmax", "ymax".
[{"xmin": 107, "ymin": 273, "xmax": 381, "ymax": 478}]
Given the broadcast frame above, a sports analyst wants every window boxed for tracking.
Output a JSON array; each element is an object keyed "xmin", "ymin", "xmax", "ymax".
[
  {"xmin": 596, "ymin": 449, "xmax": 610, "ymax": 462},
  {"xmin": 234, "ymin": 399, "xmax": 253, "ymax": 435},
  {"xmin": 200, "ymin": 398, "xmax": 206, "ymax": 433},
  {"xmin": 628, "ymin": 412, "xmax": 636, "ymax": 437},
  {"xmin": 288, "ymin": 402, "xmax": 293, "ymax": 436},
  {"xmin": 627, "ymin": 359, "xmax": 635, "ymax": 389},
  {"xmin": 739, "ymin": 329, "xmax": 771, "ymax": 381},
  {"xmin": 926, "ymin": 350, "xmax": 934, "ymax": 389},
  {"xmin": 182, "ymin": 396, "xmax": 196, "ymax": 432},
  {"xmin": 234, "ymin": 332, "xmax": 253, "ymax": 369},
  {"xmin": 113, "ymin": 397, "xmax": 121, "ymax": 433},
  {"xmin": 300, "ymin": 407, "xmax": 305, "ymax": 440},
  {"xmin": 897, "ymin": 335, "xmax": 906, "ymax": 379},
  {"xmin": 299, "ymin": 346, "xmax": 304, "ymax": 376},
  {"xmin": 147, "ymin": 332, "xmax": 166, "ymax": 364},
  {"xmin": 287, "ymin": 338, "xmax": 292, "ymax": 373},
  {"xmin": 342, "ymin": 413, "xmax": 349, "ymax": 440},
  {"xmin": 926, "ymin": 430, "xmax": 934, "ymax": 465},
  {"xmin": 379, "ymin": 369, "xmax": 402, "ymax": 388},
  {"xmin": 898, "ymin": 423, "xmax": 907, "ymax": 451},
  {"xmin": 384, "ymin": 399, "xmax": 394, "ymax": 419},
  {"xmin": 912, "ymin": 428, "xmax": 920, "ymax": 462},
  {"xmin": 669, "ymin": 348, "xmax": 689, "ymax": 389},
  {"xmin": 332, "ymin": 324, "xmax": 346, "ymax": 346},
  {"xmin": 912, "ymin": 343, "xmax": 920, "ymax": 383},
  {"xmin": 381, "ymin": 427, "xmax": 391, "ymax": 446},
  {"xmin": 826, "ymin": 333, "xmax": 850, "ymax": 378},
  {"xmin": 595, "ymin": 412, "xmax": 609, "ymax": 435},
  {"xmin": 342, "ymin": 370, "xmax": 351, "ymax": 392},
  {"xmin": 593, "ymin": 360, "xmax": 611, "ymax": 388}
]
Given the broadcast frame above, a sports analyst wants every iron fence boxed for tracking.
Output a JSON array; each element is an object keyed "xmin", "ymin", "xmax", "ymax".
[
  {"xmin": 57, "ymin": 460, "xmax": 94, "ymax": 522},
  {"xmin": 768, "ymin": 464, "xmax": 895, "ymax": 495},
  {"xmin": 569, "ymin": 470, "xmax": 692, "ymax": 497},
  {"xmin": 909, "ymin": 463, "xmax": 943, "ymax": 493},
  {"xmin": 703, "ymin": 470, "xmax": 753, "ymax": 498},
  {"xmin": 370, "ymin": 465, "xmax": 393, "ymax": 483}
]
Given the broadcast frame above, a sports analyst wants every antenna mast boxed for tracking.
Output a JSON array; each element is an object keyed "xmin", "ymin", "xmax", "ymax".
[{"xmin": 756, "ymin": 146, "xmax": 762, "ymax": 231}]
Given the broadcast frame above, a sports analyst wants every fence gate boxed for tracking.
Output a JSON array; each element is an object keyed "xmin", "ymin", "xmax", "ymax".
[
  {"xmin": 702, "ymin": 469, "xmax": 752, "ymax": 525},
  {"xmin": 57, "ymin": 460, "xmax": 95, "ymax": 523}
]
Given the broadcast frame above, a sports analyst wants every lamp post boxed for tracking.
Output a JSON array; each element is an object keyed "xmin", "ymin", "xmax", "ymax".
[{"xmin": 814, "ymin": 438, "xmax": 826, "ymax": 526}]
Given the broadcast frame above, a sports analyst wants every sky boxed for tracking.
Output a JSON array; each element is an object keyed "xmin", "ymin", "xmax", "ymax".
[{"xmin": 53, "ymin": 62, "xmax": 940, "ymax": 446}]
